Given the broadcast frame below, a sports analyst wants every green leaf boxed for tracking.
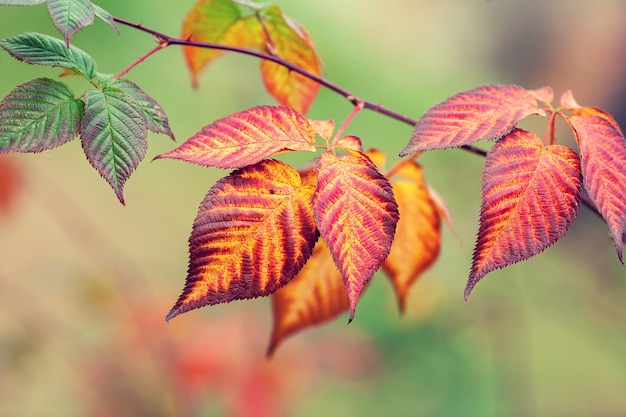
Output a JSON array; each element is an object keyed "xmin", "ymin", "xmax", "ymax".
[
  {"xmin": 106, "ymin": 79, "xmax": 174, "ymax": 140},
  {"xmin": 0, "ymin": 0, "xmax": 46, "ymax": 5},
  {"xmin": 47, "ymin": 0, "xmax": 95, "ymax": 47},
  {"xmin": 0, "ymin": 32, "xmax": 97, "ymax": 79},
  {"xmin": 0, "ymin": 78, "xmax": 83, "ymax": 152},
  {"xmin": 81, "ymin": 87, "xmax": 147, "ymax": 204},
  {"xmin": 92, "ymin": 3, "xmax": 119, "ymax": 34}
]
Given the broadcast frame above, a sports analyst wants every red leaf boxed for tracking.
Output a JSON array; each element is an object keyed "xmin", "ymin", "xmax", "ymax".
[
  {"xmin": 0, "ymin": 156, "xmax": 21, "ymax": 215},
  {"xmin": 166, "ymin": 160, "xmax": 318, "ymax": 321},
  {"xmin": 155, "ymin": 106, "xmax": 316, "ymax": 168},
  {"xmin": 566, "ymin": 107, "xmax": 626, "ymax": 262},
  {"xmin": 466, "ymin": 129, "xmax": 582, "ymax": 298},
  {"xmin": 267, "ymin": 240, "xmax": 348, "ymax": 357},
  {"xmin": 258, "ymin": 5, "xmax": 322, "ymax": 114},
  {"xmin": 312, "ymin": 150, "xmax": 398, "ymax": 321},
  {"xmin": 383, "ymin": 162, "xmax": 441, "ymax": 313},
  {"xmin": 400, "ymin": 84, "xmax": 543, "ymax": 156}
]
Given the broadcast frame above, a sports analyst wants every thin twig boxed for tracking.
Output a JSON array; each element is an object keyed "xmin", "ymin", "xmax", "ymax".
[{"xmin": 111, "ymin": 16, "xmax": 602, "ymax": 218}]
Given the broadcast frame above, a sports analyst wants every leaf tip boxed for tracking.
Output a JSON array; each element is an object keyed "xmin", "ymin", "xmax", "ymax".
[
  {"xmin": 347, "ymin": 307, "xmax": 356, "ymax": 324},
  {"xmin": 116, "ymin": 192, "xmax": 126, "ymax": 206},
  {"xmin": 464, "ymin": 278, "xmax": 477, "ymax": 301},
  {"xmin": 165, "ymin": 307, "xmax": 180, "ymax": 323}
]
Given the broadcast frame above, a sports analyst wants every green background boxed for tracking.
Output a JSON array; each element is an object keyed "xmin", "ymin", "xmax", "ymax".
[{"xmin": 1, "ymin": 1, "xmax": 626, "ymax": 416}]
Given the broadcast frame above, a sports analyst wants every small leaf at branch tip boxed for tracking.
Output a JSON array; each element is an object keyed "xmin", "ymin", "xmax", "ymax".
[
  {"xmin": 560, "ymin": 90, "xmax": 581, "ymax": 109},
  {"xmin": 528, "ymin": 86, "xmax": 554, "ymax": 105}
]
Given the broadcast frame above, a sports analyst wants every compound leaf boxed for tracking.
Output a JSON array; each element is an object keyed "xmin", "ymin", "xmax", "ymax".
[
  {"xmin": 383, "ymin": 161, "xmax": 441, "ymax": 313},
  {"xmin": 107, "ymin": 79, "xmax": 174, "ymax": 140},
  {"xmin": 400, "ymin": 84, "xmax": 543, "ymax": 156},
  {"xmin": 166, "ymin": 160, "xmax": 318, "ymax": 321},
  {"xmin": 0, "ymin": 78, "xmax": 82, "ymax": 152},
  {"xmin": 566, "ymin": 107, "xmax": 626, "ymax": 262},
  {"xmin": 267, "ymin": 240, "xmax": 348, "ymax": 357},
  {"xmin": 156, "ymin": 105, "xmax": 316, "ymax": 168},
  {"xmin": 466, "ymin": 129, "xmax": 582, "ymax": 298},
  {"xmin": 312, "ymin": 150, "xmax": 398, "ymax": 321},
  {"xmin": 81, "ymin": 87, "xmax": 147, "ymax": 205},
  {"xmin": 0, "ymin": 32, "xmax": 96, "ymax": 79},
  {"xmin": 258, "ymin": 5, "xmax": 322, "ymax": 114},
  {"xmin": 182, "ymin": 0, "xmax": 259, "ymax": 86}
]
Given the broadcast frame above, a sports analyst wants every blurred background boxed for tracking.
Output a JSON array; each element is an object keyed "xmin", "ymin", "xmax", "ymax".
[{"xmin": 1, "ymin": 0, "xmax": 626, "ymax": 416}]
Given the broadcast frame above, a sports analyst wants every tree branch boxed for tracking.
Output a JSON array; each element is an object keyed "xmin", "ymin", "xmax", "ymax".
[{"xmin": 111, "ymin": 16, "xmax": 604, "ymax": 219}]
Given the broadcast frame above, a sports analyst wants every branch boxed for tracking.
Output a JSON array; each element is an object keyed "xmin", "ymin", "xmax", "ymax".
[{"xmin": 111, "ymin": 16, "xmax": 603, "ymax": 218}]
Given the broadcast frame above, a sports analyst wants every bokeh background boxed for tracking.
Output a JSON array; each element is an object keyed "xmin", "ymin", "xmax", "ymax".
[{"xmin": 1, "ymin": 0, "xmax": 626, "ymax": 416}]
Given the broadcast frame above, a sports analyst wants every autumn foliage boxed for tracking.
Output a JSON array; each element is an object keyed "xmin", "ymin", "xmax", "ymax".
[{"xmin": 0, "ymin": 0, "xmax": 624, "ymax": 355}]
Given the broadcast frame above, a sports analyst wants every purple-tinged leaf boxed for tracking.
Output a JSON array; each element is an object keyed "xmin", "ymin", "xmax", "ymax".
[
  {"xmin": 93, "ymin": 4, "xmax": 119, "ymax": 34},
  {"xmin": 47, "ymin": 0, "xmax": 95, "ymax": 48},
  {"xmin": 0, "ymin": 78, "xmax": 82, "ymax": 152},
  {"xmin": 81, "ymin": 87, "xmax": 147, "ymax": 205},
  {"xmin": 107, "ymin": 79, "xmax": 174, "ymax": 141}
]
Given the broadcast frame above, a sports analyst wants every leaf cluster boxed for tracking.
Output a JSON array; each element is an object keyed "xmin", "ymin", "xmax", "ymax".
[{"xmin": 0, "ymin": 0, "xmax": 624, "ymax": 355}]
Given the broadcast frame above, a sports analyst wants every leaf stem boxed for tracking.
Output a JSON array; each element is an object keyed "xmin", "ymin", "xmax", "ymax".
[
  {"xmin": 114, "ymin": 40, "xmax": 169, "ymax": 80},
  {"xmin": 331, "ymin": 99, "xmax": 364, "ymax": 147},
  {"xmin": 544, "ymin": 110, "xmax": 557, "ymax": 146}
]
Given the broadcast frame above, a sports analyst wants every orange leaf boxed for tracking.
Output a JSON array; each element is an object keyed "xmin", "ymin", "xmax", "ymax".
[
  {"xmin": 182, "ymin": 0, "xmax": 259, "ymax": 87},
  {"xmin": 155, "ymin": 106, "xmax": 316, "ymax": 168},
  {"xmin": 267, "ymin": 240, "xmax": 348, "ymax": 357},
  {"xmin": 466, "ymin": 129, "xmax": 582, "ymax": 298},
  {"xmin": 364, "ymin": 148, "xmax": 387, "ymax": 171},
  {"xmin": 400, "ymin": 84, "xmax": 543, "ymax": 156},
  {"xmin": 383, "ymin": 162, "xmax": 441, "ymax": 313},
  {"xmin": 312, "ymin": 150, "xmax": 398, "ymax": 321},
  {"xmin": 166, "ymin": 160, "xmax": 318, "ymax": 321},
  {"xmin": 258, "ymin": 5, "xmax": 322, "ymax": 114},
  {"xmin": 336, "ymin": 135, "xmax": 363, "ymax": 152},
  {"xmin": 566, "ymin": 107, "xmax": 626, "ymax": 262}
]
